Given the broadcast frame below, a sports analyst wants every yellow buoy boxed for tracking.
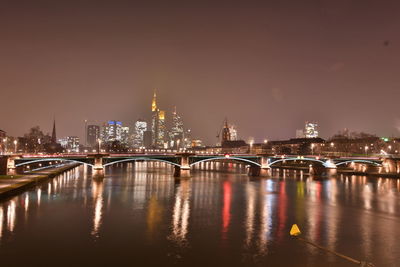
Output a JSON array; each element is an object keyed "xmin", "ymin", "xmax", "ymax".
[{"xmin": 290, "ymin": 224, "xmax": 301, "ymax": 236}]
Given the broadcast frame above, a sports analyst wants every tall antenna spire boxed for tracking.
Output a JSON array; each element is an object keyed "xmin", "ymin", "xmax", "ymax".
[{"xmin": 151, "ymin": 89, "xmax": 157, "ymax": 112}]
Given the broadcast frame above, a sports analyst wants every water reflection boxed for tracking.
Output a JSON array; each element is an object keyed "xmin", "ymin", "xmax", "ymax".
[
  {"xmin": 91, "ymin": 179, "xmax": 104, "ymax": 238},
  {"xmin": 0, "ymin": 165, "xmax": 399, "ymax": 266},
  {"xmin": 244, "ymin": 182, "xmax": 255, "ymax": 247},
  {"xmin": 170, "ymin": 179, "xmax": 191, "ymax": 246},
  {"xmin": 0, "ymin": 206, "xmax": 3, "ymax": 241},
  {"xmin": 222, "ymin": 180, "xmax": 232, "ymax": 239},
  {"xmin": 7, "ymin": 200, "xmax": 16, "ymax": 233}
]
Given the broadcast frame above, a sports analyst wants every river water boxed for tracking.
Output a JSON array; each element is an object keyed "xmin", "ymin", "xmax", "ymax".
[{"xmin": 0, "ymin": 162, "xmax": 399, "ymax": 266}]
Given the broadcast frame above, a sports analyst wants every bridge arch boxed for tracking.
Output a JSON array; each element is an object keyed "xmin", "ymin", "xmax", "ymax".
[
  {"xmin": 335, "ymin": 160, "xmax": 382, "ymax": 167},
  {"xmin": 103, "ymin": 157, "xmax": 181, "ymax": 167},
  {"xmin": 15, "ymin": 158, "xmax": 95, "ymax": 167},
  {"xmin": 269, "ymin": 157, "xmax": 328, "ymax": 167},
  {"xmin": 190, "ymin": 156, "xmax": 261, "ymax": 167}
]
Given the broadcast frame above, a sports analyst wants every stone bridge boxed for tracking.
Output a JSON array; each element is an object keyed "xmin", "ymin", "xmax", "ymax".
[{"xmin": 0, "ymin": 153, "xmax": 394, "ymax": 178}]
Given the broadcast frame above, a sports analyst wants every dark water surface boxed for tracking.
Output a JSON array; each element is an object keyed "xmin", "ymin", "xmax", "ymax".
[{"xmin": 0, "ymin": 162, "xmax": 399, "ymax": 266}]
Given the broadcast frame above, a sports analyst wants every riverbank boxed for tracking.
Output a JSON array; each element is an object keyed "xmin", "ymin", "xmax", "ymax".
[
  {"xmin": 272, "ymin": 165, "xmax": 400, "ymax": 178},
  {"xmin": 0, "ymin": 163, "xmax": 80, "ymax": 200}
]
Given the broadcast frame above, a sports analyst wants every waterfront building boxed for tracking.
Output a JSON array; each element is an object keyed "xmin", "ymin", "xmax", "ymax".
[
  {"xmin": 87, "ymin": 125, "xmax": 100, "ymax": 147},
  {"xmin": 191, "ymin": 139, "xmax": 204, "ymax": 148},
  {"xmin": 133, "ymin": 119, "xmax": 147, "ymax": 148},
  {"xmin": 59, "ymin": 136, "xmax": 80, "ymax": 152},
  {"xmin": 263, "ymin": 137, "xmax": 325, "ymax": 155},
  {"xmin": 305, "ymin": 121, "xmax": 319, "ymax": 138}
]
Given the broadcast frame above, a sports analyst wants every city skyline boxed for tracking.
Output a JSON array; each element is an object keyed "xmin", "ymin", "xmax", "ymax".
[
  {"xmin": 1, "ymin": 89, "xmax": 399, "ymax": 146},
  {"xmin": 1, "ymin": 1, "xmax": 400, "ymax": 144}
]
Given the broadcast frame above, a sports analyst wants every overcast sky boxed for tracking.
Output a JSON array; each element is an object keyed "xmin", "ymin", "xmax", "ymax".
[{"xmin": 1, "ymin": 0, "xmax": 399, "ymax": 144}]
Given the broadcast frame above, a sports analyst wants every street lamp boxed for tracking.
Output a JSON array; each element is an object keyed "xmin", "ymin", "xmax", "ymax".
[
  {"xmin": 13, "ymin": 139, "xmax": 18, "ymax": 153},
  {"xmin": 311, "ymin": 143, "xmax": 315, "ymax": 155},
  {"xmin": 97, "ymin": 139, "xmax": 102, "ymax": 154},
  {"xmin": 364, "ymin": 145, "xmax": 369, "ymax": 156},
  {"xmin": 249, "ymin": 140, "xmax": 254, "ymax": 154}
]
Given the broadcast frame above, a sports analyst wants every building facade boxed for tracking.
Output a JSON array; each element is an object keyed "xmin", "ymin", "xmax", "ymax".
[
  {"xmin": 101, "ymin": 120, "xmax": 123, "ymax": 142},
  {"xmin": 305, "ymin": 121, "xmax": 319, "ymax": 138}
]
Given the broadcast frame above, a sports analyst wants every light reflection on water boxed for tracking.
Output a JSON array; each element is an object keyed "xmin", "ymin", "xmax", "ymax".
[{"xmin": 0, "ymin": 162, "xmax": 399, "ymax": 266}]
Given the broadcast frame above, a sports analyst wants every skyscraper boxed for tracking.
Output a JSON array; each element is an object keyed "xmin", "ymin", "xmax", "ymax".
[
  {"xmin": 143, "ymin": 130, "xmax": 152, "ymax": 148},
  {"xmin": 133, "ymin": 119, "xmax": 147, "ymax": 148},
  {"xmin": 151, "ymin": 91, "xmax": 166, "ymax": 148},
  {"xmin": 121, "ymin": 126, "xmax": 130, "ymax": 144},
  {"xmin": 87, "ymin": 125, "xmax": 100, "ymax": 147},
  {"xmin": 170, "ymin": 107, "xmax": 184, "ymax": 149},
  {"xmin": 157, "ymin": 110, "xmax": 166, "ymax": 148},
  {"xmin": 101, "ymin": 120, "xmax": 123, "ymax": 142},
  {"xmin": 151, "ymin": 91, "xmax": 159, "ymax": 147}
]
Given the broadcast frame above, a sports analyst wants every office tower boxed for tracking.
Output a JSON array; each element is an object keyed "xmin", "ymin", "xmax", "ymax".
[
  {"xmin": 133, "ymin": 119, "xmax": 147, "ymax": 148},
  {"xmin": 305, "ymin": 121, "xmax": 319, "ymax": 138},
  {"xmin": 87, "ymin": 125, "xmax": 100, "ymax": 147}
]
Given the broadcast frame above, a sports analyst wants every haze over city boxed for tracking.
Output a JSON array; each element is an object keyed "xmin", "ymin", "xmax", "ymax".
[{"xmin": 1, "ymin": 0, "xmax": 400, "ymax": 144}]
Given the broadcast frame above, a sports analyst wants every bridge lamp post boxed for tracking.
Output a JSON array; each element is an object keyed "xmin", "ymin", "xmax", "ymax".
[
  {"xmin": 13, "ymin": 140, "xmax": 18, "ymax": 153},
  {"xmin": 249, "ymin": 140, "xmax": 254, "ymax": 154}
]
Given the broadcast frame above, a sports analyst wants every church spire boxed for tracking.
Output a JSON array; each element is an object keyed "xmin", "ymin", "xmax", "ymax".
[
  {"xmin": 51, "ymin": 118, "xmax": 57, "ymax": 143},
  {"xmin": 151, "ymin": 90, "xmax": 157, "ymax": 112}
]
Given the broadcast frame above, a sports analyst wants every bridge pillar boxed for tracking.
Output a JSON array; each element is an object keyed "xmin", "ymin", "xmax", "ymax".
[
  {"xmin": 308, "ymin": 164, "xmax": 326, "ymax": 176},
  {"xmin": 248, "ymin": 165, "xmax": 261, "ymax": 176},
  {"xmin": 0, "ymin": 155, "xmax": 20, "ymax": 175},
  {"xmin": 174, "ymin": 153, "xmax": 191, "ymax": 178},
  {"xmin": 382, "ymin": 158, "xmax": 398, "ymax": 173},
  {"xmin": 259, "ymin": 156, "xmax": 271, "ymax": 177},
  {"xmin": 324, "ymin": 159, "xmax": 337, "ymax": 177},
  {"xmin": 93, "ymin": 154, "xmax": 104, "ymax": 178}
]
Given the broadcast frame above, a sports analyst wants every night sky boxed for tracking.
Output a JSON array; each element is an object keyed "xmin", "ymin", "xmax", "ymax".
[{"xmin": 1, "ymin": 0, "xmax": 399, "ymax": 144}]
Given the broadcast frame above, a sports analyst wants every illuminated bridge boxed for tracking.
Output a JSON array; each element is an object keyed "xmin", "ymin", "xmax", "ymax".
[{"xmin": 0, "ymin": 153, "xmax": 390, "ymax": 178}]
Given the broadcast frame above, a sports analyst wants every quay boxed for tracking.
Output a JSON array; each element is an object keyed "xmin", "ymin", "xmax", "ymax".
[{"xmin": 0, "ymin": 162, "xmax": 80, "ymax": 200}]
